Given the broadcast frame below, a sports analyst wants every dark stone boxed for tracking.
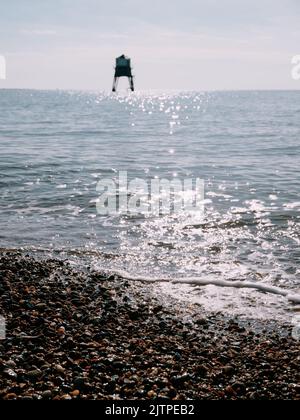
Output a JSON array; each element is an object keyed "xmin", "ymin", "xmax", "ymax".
[
  {"xmin": 232, "ymin": 382, "xmax": 246, "ymax": 394},
  {"xmin": 73, "ymin": 376, "xmax": 85, "ymax": 390}
]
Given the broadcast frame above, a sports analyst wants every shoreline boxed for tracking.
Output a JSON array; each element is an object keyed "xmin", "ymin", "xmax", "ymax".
[{"xmin": 0, "ymin": 251, "xmax": 299, "ymax": 400}]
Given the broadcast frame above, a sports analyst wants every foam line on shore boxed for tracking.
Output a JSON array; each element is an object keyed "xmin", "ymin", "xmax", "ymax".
[{"xmin": 111, "ymin": 269, "xmax": 300, "ymax": 304}]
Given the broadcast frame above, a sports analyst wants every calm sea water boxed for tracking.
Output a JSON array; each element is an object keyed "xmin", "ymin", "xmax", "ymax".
[{"xmin": 1, "ymin": 89, "xmax": 299, "ymax": 320}]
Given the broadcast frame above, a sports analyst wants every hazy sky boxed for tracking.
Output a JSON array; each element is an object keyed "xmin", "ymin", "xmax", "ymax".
[{"xmin": 0, "ymin": 0, "xmax": 299, "ymax": 90}]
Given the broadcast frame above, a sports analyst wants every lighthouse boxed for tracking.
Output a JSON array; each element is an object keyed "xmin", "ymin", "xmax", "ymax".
[{"xmin": 112, "ymin": 55, "xmax": 134, "ymax": 92}]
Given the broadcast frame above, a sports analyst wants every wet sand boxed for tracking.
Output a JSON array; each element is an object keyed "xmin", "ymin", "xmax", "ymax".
[{"xmin": 0, "ymin": 251, "xmax": 299, "ymax": 400}]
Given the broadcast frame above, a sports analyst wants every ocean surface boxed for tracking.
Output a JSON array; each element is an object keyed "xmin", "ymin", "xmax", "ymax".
[{"xmin": 1, "ymin": 89, "xmax": 300, "ymax": 321}]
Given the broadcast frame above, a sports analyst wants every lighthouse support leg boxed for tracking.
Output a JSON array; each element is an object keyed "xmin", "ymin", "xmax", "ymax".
[
  {"xmin": 129, "ymin": 76, "xmax": 134, "ymax": 92},
  {"xmin": 112, "ymin": 77, "xmax": 118, "ymax": 92}
]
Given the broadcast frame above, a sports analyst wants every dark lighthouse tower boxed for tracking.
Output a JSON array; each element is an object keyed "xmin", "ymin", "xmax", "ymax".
[{"xmin": 112, "ymin": 55, "xmax": 134, "ymax": 92}]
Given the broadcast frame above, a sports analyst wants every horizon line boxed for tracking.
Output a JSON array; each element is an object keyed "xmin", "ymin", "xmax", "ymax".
[{"xmin": 0, "ymin": 87, "xmax": 300, "ymax": 93}]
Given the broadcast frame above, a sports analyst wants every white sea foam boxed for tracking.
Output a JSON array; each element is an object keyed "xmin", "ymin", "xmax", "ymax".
[{"xmin": 110, "ymin": 269, "xmax": 300, "ymax": 304}]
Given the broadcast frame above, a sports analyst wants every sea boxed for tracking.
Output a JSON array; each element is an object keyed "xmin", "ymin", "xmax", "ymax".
[{"xmin": 1, "ymin": 89, "xmax": 300, "ymax": 322}]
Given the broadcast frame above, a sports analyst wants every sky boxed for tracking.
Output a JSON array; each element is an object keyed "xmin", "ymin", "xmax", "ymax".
[{"xmin": 0, "ymin": 0, "xmax": 300, "ymax": 90}]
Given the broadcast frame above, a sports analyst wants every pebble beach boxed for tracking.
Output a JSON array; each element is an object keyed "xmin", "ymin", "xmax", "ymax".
[{"xmin": 0, "ymin": 251, "xmax": 299, "ymax": 400}]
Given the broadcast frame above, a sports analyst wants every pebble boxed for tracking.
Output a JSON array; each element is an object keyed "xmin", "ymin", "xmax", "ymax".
[
  {"xmin": 27, "ymin": 369, "xmax": 42, "ymax": 379},
  {"xmin": 147, "ymin": 390, "xmax": 157, "ymax": 398},
  {"xmin": 232, "ymin": 382, "xmax": 246, "ymax": 394},
  {"xmin": 223, "ymin": 365, "xmax": 235, "ymax": 375},
  {"xmin": 41, "ymin": 390, "xmax": 52, "ymax": 399},
  {"xmin": 5, "ymin": 360, "xmax": 17, "ymax": 368},
  {"xmin": 70, "ymin": 390, "xmax": 80, "ymax": 397},
  {"xmin": 61, "ymin": 394, "xmax": 72, "ymax": 400},
  {"xmin": 4, "ymin": 393, "xmax": 18, "ymax": 400},
  {"xmin": 57, "ymin": 326, "xmax": 66, "ymax": 336},
  {"xmin": 4, "ymin": 369, "xmax": 18, "ymax": 379},
  {"xmin": 54, "ymin": 364, "xmax": 65, "ymax": 374},
  {"xmin": 73, "ymin": 377, "xmax": 85, "ymax": 390}
]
